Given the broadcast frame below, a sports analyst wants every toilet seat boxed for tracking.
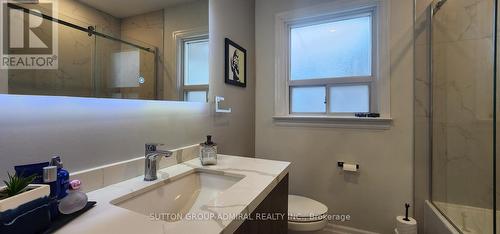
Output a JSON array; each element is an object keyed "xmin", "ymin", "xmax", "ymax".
[
  {"xmin": 288, "ymin": 195, "xmax": 328, "ymax": 232},
  {"xmin": 288, "ymin": 219, "xmax": 328, "ymax": 232},
  {"xmin": 288, "ymin": 195, "xmax": 328, "ymax": 221}
]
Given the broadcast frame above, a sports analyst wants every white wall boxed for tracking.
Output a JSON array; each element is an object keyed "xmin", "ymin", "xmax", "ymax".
[
  {"xmin": 254, "ymin": 0, "xmax": 414, "ymax": 233},
  {"xmin": 163, "ymin": 0, "xmax": 209, "ymax": 100},
  {"xmin": 209, "ymin": 0, "xmax": 255, "ymax": 156}
]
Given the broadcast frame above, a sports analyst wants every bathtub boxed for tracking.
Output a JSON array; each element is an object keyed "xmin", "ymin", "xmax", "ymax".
[{"xmin": 424, "ymin": 200, "xmax": 494, "ymax": 234}]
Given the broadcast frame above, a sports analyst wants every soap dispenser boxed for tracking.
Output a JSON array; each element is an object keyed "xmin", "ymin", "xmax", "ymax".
[
  {"xmin": 50, "ymin": 156, "xmax": 70, "ymax": 199},
  {"xmin": 200, "ymin": 135, "xmax": 217, "ymax": 165}
]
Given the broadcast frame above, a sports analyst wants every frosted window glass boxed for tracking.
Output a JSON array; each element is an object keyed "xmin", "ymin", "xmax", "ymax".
[
  {"xmin": 291, "ymin": 87, "xmax": 326, "ymax": 113},
  {"xmin": 329, "ymin": 85, "xmax": 369, "ymax": 112},
  {"xmin": 186, "ymin": 91, "xmax": 207, "ymax": 102},
  {"xmin": 185, "ymin": 40, "xmax": 209, "ymax": 85},
  {"xmin": 290, "ymin": 16, "xmax": 372, "ymax": 80}
]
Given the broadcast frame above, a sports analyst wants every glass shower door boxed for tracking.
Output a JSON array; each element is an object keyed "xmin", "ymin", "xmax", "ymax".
[
  {"xmin": 94, "ymin": 36, "xmax": 157, "ymax": 100},
  {"xmin": 4, "ymin": 2, "xmax": 157, "ymax": 100},
  {"xmin": 7, "ymin": 13, "xmax": 96, "ymax": 97},
  {"xmin": 430, "ymin": 0, "xmax": 496, "ymax": 233}
]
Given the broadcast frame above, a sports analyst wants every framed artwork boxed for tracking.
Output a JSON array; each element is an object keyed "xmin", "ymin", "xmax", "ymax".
[{"xmin": 225, "ymin": 38, "xmax": 247, "ymax": 87}]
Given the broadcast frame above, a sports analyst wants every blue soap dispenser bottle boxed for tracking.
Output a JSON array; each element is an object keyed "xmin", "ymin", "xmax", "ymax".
[{"xmin": 50, "ymin": 156, "xmax": 70, "ymax": 199}]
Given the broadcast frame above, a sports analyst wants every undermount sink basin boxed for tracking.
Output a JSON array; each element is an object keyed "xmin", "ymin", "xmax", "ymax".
[{"xmin": 111, "ymin": 170, "xmax": 244, "ymax": 222}]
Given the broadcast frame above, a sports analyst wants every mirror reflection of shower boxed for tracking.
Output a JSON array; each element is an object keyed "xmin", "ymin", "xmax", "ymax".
[{"xmin": 1, "ymin": 0, "xmax": 209, "ymax": 102}]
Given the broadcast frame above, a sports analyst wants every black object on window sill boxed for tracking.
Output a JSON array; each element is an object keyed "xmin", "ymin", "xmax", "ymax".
[{"xmin": 355, "ymin": 112, "xmax": 380, "ymax": 118}]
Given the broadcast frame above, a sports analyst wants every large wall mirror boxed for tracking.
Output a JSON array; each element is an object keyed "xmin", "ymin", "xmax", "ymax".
[{"xmin": 0, "ymin": 0, "xmax": 209, "ymax": 102}]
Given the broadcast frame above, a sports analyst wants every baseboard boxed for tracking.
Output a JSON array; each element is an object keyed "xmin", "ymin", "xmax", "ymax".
[{"xmin": 322, "ymin": 223, "xmax": 379, "ymax": 234}]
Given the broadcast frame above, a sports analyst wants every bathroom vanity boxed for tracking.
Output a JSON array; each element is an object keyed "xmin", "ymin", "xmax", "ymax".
[{"xmin": 56, "ymin": 155, "xmax": 289, "ymax": 234}]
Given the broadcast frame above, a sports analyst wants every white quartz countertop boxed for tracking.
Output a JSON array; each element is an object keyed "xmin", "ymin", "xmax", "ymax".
[{"xmin": 55, "ymin": 155, "xmax": 290, "ymax": 234}]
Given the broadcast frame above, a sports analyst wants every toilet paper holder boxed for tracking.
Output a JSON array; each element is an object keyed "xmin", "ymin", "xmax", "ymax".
[{"xmin": 337, "ymin": 162, "xmax": 359, "ymax": 169}]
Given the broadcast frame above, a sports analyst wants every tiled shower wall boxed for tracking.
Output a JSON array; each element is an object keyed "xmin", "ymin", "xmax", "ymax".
[
  {"xmin": 431, "ymin": 0, "xmax": 494, "ymax": 211},
  {"xmin": 415, "ymin": 0, "xmax": 496, "ymax": 233}
]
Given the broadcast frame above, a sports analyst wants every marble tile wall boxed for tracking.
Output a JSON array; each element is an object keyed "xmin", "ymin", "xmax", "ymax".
[
  {"xmin": 7, "ymin": 0, "xmax": 122, "ymax": 97},
  {"xmin": 6, "ymin": 0, "xmax": 164, "ymax": 100},
  {"xmin": 415, "ymin": 0, "xmax": 497, "ymax": 233},
  {"xmin": 432, "ymin": 0, "xmax": 494, "ymax": 207},
  {"xmin": 57, "ymin": 0, "xmax": 121, "ymax": 37},
  {"xmin": 433, "ymin": 201, "xmax": 496, "ymax": 234},
  {"xmin": 8, "ymin": 19, "xmax": 95, "ymax": 96},
  {"xmin": 5, "ymin": 0, "xmax": 212, "ymax": 102},
  {"xmin": 120, "ymin": 10, "xmax": 165, "ymax": 99},
  {"xmin": 429, "ymin": 0, "xmax": 495, "ymax": 232}
]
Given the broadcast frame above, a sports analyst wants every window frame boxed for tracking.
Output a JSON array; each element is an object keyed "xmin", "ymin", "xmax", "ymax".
[
  {"xmin": 173, "ymin": 27, "xmax": 209, "ymax": 102},
  {"xmin": 289, "ymin": 85, "xmax": 327, "ymax": 114},
  {"xmin": 274, "ymin": 0, "xmax": 391, "ymax": 128},
  {"xmin": 288, "ymin": 11, "xmax": 376, "ymax": 116},
  {"xmin": 180, "ymin": 37, "xmax": 209, "ymax": 102}
]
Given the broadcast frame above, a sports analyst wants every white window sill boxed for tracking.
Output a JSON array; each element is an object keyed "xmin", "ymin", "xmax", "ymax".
[{"xmin": 272, "ymin": 115, "xmax": 393, "ymax": 129}]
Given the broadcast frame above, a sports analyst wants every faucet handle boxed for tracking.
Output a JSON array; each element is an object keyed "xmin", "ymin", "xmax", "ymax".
[{"xmin": 145, "ymin": 143, "xmax": 164, "ymax": 154}]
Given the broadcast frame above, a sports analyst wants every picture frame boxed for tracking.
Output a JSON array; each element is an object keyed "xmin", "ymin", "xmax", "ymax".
[{"xmin": 224, "ymin": 38, "xmax": 247, "ymax": 87}]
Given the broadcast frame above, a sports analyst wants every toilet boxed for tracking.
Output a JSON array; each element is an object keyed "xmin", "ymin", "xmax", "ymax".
[{"xmin": 288, "ymin": 195, "xmax": 328, "ymax": 232}]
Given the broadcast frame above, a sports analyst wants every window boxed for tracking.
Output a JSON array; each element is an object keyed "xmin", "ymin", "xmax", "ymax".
[
  {"xmin": 290, "ymin": 16, "xmax": 372, "ymax": 80},
  {"xmin": 290, "ymin": 13, "xmax": 373, "ymax": 115},
  {"xmin": 182, "ymin": 38, "xmax": 209, "ymax": 102},
  {"xmin": 274, "ymin": 0, "xmax": 391, "ymax": 126}
]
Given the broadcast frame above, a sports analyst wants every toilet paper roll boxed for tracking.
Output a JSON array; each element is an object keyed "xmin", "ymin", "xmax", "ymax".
[
  {"xmin": 396, "ymin": 216, "xmax": 417, "ymax": 234},
  {"xmin": 343, "ymin": 163, "xmax": 358, "ymax": 172}
]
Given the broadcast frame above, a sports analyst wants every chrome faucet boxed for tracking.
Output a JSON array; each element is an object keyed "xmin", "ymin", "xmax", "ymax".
[{"xmin": 144, "ymin": 143, "xmax": 173, "ymax": 181}]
